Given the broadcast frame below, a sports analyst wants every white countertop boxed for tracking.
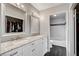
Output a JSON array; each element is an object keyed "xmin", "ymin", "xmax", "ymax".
[{"xmin": 0, "ymin": 35, "xmax": 43, "ymax": 54}]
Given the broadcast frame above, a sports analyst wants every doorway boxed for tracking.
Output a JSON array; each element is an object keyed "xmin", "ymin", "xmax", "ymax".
[{"xmin": 45, "ymin": 12, "xmax": 66, "ymax": 56}]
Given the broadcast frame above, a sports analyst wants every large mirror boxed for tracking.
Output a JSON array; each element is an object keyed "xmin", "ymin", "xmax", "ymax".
[
  {"xmin": 30, "ymin": 15, "xmax": 40, "ymax": 36},
  {"xmin": 5, "ymin": 16, "xmax": 23, "ymax": 33}
]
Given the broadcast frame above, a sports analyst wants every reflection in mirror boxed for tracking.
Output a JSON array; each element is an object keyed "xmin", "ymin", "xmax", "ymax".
[
  {"xmin": 5, "ymin": 16, "xmax": 23, "ymax": 33},
  {"xmin": 31, "ymin": 16, "xmax": 40, "ymax": 36}
]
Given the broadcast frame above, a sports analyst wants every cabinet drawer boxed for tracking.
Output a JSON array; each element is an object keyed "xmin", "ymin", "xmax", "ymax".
[
  {"xmin": 26, "ymin": 38, "xmax": 42, "ymax": 47},
  {"xmin": 32, "ymin": 42, "xmax": 43, "ymax": 56},
  {"xmin": 1, "ymin": 47, "xmax": 23, "ymax": 56},
  {"xmin": 23, "ymin": 38, "xmax": 43, "ymax": 56},
  {"xmin": 32, "ymin": 38, "xmax": 42, "ymax": 46},
  {"xmin": 32, "ymin": 40, "xmax": 43, "ymax": 56}
]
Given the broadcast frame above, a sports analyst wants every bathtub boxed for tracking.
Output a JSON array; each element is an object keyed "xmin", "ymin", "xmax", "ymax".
[{"xmin": 50, "ymin": 40, "xmax": 66, "ymax": 48}]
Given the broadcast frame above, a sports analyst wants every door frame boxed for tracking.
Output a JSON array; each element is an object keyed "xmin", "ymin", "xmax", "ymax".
[
  {"xmin": 48, "ymin": 10, "xmax": 68, "ymax": 55},
  {"xmin": 69, "ymin": 3, "xmax": 77, "ymax": 56}
]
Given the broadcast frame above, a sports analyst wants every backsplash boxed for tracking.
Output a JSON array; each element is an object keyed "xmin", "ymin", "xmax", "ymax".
[{"xmin": 1, "ymin": 33, "xmax": 27, "ymax": 43}]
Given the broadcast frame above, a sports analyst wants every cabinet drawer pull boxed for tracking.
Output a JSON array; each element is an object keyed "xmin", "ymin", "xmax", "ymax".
[
  {"xmin": 32, "ymin": 43, "xmax": 34, "ymax": 45},
  {"xmin": 10, "ymin": 51, "xmax": 18, "ymax": 56},
  {"xmin": 32, "ymin": 49, "xmax": 35, "ymax": 52}
]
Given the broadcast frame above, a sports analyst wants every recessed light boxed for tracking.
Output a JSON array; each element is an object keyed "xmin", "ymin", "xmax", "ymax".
[
  {"xmin": 16, "ymin": 3, "xmax": 20, "ymax": 6},
  {"xmin": 53, "ymin": 15, "xmax": 56, "ymax": 17},
  {"xmin": 21, "ymin": 5, "xmax": 24, "ymax": 8}
]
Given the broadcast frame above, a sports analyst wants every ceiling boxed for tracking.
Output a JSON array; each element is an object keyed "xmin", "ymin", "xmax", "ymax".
[{"xmin": 31, "ymin": 3, "xmax": 62, "ymax": 11}]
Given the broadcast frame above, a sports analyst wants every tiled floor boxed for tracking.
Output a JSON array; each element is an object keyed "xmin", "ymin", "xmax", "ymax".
[{"xmin": 44, "ymin": 45, "xmax": 66, "ymax": 56}]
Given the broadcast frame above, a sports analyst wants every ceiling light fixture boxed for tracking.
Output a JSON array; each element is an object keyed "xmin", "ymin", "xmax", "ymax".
[
  {"xmin": 53, "ymin": 15, "xmax": 56, "ymax": 17},
  {"xmin": 16, "ymin": 3, "xmax": 20, "ymax": 6},
  {"xmin": 21, "ymin": 5, "xmax": 24, "ymax": 8}
]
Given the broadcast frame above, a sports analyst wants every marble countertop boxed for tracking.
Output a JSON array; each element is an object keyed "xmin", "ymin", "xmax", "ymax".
[{"xmin": 0, "ymin": 35, "xmax": 43, "ymax": 54}]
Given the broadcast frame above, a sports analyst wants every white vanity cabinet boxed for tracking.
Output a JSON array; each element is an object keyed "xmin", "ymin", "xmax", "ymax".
[
  {"xmin": 23, "ymin": 38, "xmax": 43, "ymax": 56},
  {"xmin": 22, "ymin": 43, "xmax": 33, "ymax": 56},
  {"xmin": 1, "ymin": 47, "xmax": 23, "ymax": 56},
  {"xmin": 1, "ymin": 36, "xmax": 47, "ymax": 56},
  {"xmin": 42, "ymin": 36, "xmax": 47, "ymax": 55},
  {"xmin": 32, "ymin": 38, "xmax": 43, "ymax": 56}
]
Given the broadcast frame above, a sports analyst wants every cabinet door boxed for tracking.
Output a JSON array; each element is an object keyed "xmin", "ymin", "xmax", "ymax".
[
  {"xmin": 1, "ymin": 49, "xmax": 18, "ymax": 56},
  {"xmin": 16, "ymin": 47, "xmax": 23, "ymax": 56},
  {"xmin": 42, "ymin": 37, "xmax": 47, "ymax": 55},
  {"xmin": 33, "ymin": 43, "xmax": 43, "ymax": 56},
  {"xmin": 32, "ymin": 39, "xmax": 43, "ymax": 56},
  {"xmin": 23, "ymin": 44, "xmax": 32, "ymax": 56},
  {"xmin": 31, "ymin": 16, "xmax": 40, "ymax": 34}
]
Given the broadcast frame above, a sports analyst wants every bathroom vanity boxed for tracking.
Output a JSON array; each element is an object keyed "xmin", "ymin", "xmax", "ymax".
[
  {"xmin": 0, "ymin": 3, "xmax": 48, "ymax": 56},
  {"xmin": 0, "ymin": 35, "xmax": 47, "ymax": 56}
]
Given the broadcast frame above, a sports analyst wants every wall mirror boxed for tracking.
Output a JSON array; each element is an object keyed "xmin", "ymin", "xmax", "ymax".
[
  {"xmin": 5, "ymin": 16, "xmax": 23, "ymax": 33},
  {"xmin": 30, "ymin": 15, "xmax": 40, "ymax": 36}
]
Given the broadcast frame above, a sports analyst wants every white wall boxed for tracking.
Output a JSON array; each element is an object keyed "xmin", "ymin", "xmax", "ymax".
[
  {"xmin": 50, "ymin": 13, "xmax": 66, "ymax": 41},
  {"xmin": 50, "ymin": 25, "xmax": 66, "ymax": 41},
  {"xmin": 40, "ymin": 4, "xmax": 69, "ymax": 35},
  {"xmin": 50, "ymin": 15, "xmax": 66, "ymax": 24}
]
